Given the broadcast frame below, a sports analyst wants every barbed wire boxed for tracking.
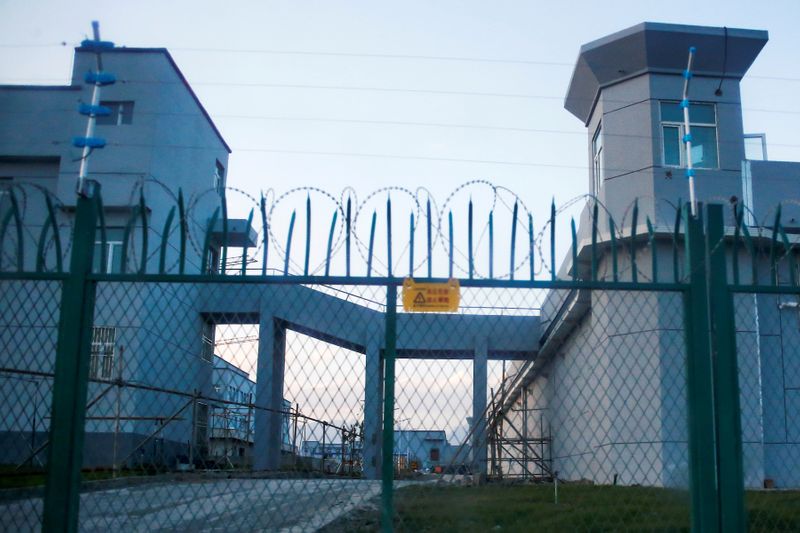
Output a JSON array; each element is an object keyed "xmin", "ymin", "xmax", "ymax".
[{"xmin": 3, "ymin": 179, "xmax": 800, "ymax": 282}]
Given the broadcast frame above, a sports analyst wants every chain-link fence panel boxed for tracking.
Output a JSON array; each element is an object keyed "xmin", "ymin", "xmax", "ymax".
[
  {"xmin": 0, "ymin": 280, "xmax": 393, "ymax": 531},
  {"xmin": 324, "ymin": 287, "xmax": 693, "ymax": 532},
  {"xmin": 734, "ymin": 291, "xmax": 800, "ymax": 531},
  {"xmin": 0, "ymin": 280, "xmax": 62, "ymax": 532}
]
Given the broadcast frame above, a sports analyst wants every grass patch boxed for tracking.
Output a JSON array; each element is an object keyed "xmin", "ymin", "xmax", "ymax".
[{"xmin": 322, "ymin": 482, "xmax": 800, "ymax": 532}]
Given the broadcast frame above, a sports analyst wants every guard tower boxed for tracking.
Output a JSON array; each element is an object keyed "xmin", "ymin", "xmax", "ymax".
[{"xmin": 564, "ymin": 23, "xmax": 768, "ymax": 225}]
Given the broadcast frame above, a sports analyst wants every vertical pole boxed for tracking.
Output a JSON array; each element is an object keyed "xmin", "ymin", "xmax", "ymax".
[
  {"xmin": 472, "ymin": 338, "xmax": 488, "ymax": 478},
  {"xmin": 190, "ymin": 392, "xmax": 197, "ymax": 466},
  {"xmin": 113, "ymin": 346, "xmax": 123, "ymax": 476},
  {"xmin": 322, "ymin": 422, "xmax": 327, "ymax": 474},
  {"xmin": 683, "ymin": 203, "xmax": 719, "ymax": 532},
  {"xmin": 468, "ymin": 199, "xmax": 474, "ymax": 279},
  {"xmin": 43, "ymin": 186, "xmax": 99, "ymax": 532},
  {"xmin": 489, "ymin": 389, "xmax": 497, "ymax": 478},
  {"xmin": 364, "ymin": 327, "xmax": 384, "ymax": 479},
  {"xmin": 245, "ymin": 393, "xmax": 252, "ymax": 463},
  {"xmin": 292, "ymin": 404, "xmax": 299, "ymax": 460},
  {"xmin": 707, "ymin": 204, "xmax": 746, "ymax": 532},
  {"xmin": 381, "ymin": 285, "xmax": 398, "ymax": 532},
  {"xmin": 522, "ymin": 387, "xmax": 528, "ymax": 480},
  {"xmin": 426, "ymin": 200, "xmax": 432, "ymax": 278},
  {"xmin": 540, "ymin": 413, "xmax": 545, "ymax": 478}
]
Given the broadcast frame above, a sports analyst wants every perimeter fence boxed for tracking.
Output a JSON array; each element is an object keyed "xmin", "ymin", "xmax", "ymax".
[{"xmin": 0, "ymin": 181, "xmax": 798, "ymax": 531}]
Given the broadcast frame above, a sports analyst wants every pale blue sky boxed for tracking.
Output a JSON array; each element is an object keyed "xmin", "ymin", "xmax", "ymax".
[{"xmin": 2, "ymin": 0, "xmax": 800, "ymax": 276}]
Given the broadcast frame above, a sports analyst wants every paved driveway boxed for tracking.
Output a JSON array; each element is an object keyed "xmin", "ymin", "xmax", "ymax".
[{"xmin": 1, "ymin": 478, "xmax": 386, "ymax": 532}]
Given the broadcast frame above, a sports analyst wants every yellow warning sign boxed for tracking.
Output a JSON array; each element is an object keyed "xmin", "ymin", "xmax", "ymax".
[{"xmin": 402, "ymin": 278, "xmax": 460, "ymax": 313}]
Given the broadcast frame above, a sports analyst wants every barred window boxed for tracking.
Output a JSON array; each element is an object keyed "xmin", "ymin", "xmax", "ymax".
[{"xmin": 90, "ymin": 327, "xmax": 116, "ymax": 379}]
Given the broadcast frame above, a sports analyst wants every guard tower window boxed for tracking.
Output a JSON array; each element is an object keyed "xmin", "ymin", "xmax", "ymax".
[
  {"xmin": 660, "ymin": 102, "xmax": 718, "ymax": 169},
  {"xmin": 96, "ymin": 101, "xmax": 134, "ymax": 126},
  {"xmin": 592, "ymin": 124, "xmax": 603, "ymax": 195}
]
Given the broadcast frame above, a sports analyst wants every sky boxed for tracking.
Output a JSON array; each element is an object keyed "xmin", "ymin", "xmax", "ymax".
[{"xmin": 3, "ymin": 1, "xmax": 800, "ymax": 275}]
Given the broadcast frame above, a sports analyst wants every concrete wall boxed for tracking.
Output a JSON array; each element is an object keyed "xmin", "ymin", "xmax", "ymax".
[{"xmin": 534, "ymin": 288, "xmax": 686, "ymax": 487}]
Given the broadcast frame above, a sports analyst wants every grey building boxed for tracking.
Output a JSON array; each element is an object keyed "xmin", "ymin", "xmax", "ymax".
[
  {"xmin": 504, "ymin": 22, "xmax": 800, "ymax": 489},
  {"xmin": 210, "ymin": 356, "xmax": 293, "ymax": 462},
  {"xmin": 0, "ymin": 44, "xmax": 233, "ymax": 273},
  {"xmin": 0, "ymin": 44, "xmax": 246, "ymax": 468},
  {"xmin": 393, "ymin": 429, "xmax": 456, "ymax": 471}
]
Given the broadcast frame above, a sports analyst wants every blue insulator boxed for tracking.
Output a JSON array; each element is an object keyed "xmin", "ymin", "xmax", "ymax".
[
  {"xmin": 78, "ymin": 103, "xmax": 111, "ymax": 117},
  {"xmin": 73, "ymin": 137, "xmax": 107, "ymax": 148},
  {"xmin": 683, "ymin": 133, "xmax": 693, "ymax": 143},
  {"xmin": 84, "ymin": 71, "xmax": 116, "ymax": 86},
  {"xmin": 685, "ymin": 169, "xmax": 695, "ymax": 178},
  {"xmin": 683, "ymin": 69, "xmax": 693, "ymax": 79},
  {"xmin": 679, "ymin": 98, "xmax": 690, "ymax": 109},
  {"xmin": 80, "ymin": 39, "xmax": 115, "ymax": 51}
]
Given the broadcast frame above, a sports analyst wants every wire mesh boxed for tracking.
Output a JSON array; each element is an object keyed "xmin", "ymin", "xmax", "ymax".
[
  {"xmin": 0, "ymin": 280, "xmax": 61, "ymax": 532},
  {"xmin": 323, "ymin": 287, "xmax": 694, "ymax": 531},
  {"xmin": 6, "ymin": 186, "xmax": 800, "ymax": 531},
  {"xmin": 65, "ymin": 281, "xmax": 387, "ymax": 530},
  {"xmin": 733, "ymin": 291, "xmax": 800, "ymax": 531}
]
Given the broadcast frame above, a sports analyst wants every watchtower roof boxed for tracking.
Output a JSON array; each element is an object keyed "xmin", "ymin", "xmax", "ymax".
[{"xmin": 564, "ymin": 22, "xmax": 768, "ymax": 124}]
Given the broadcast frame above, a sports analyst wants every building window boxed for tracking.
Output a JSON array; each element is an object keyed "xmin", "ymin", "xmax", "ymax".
[
  {"xmin": 660, "ymin": 101, "xmax": 718, "ymax": 169},
  {"xmin": 90, "ymin": 326, "xmax": 116, "ymax": 379},
  {"xmin": 214, "ymin": 160, "xmax": 225, "ymax": 194},
  {"xmin": 93, "ymin": 228, "xmax": 124, "ymax": 273},
  {"xmin": 96, "ymin": 101, "xmax": 134, "ymax": 126},
  {"xmin": 430, "ymin": 448, "xmax": 440, "ymax": 461},
  {"xmin": 592, "ymin": 124, "xmax": 603, "ymax": 195}
]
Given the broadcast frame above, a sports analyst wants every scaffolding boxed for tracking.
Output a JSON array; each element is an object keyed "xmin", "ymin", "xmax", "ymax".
[{"xmin": 486, "ymin": 371, "xmax": 553, "ymax": 482}]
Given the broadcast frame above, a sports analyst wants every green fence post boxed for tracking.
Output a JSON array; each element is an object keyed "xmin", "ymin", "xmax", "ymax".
[
  {"xmin": 682, "ymin": 202, "xmax": 719, "ymax": 532},
  {"xmin": 43, "ymin": 184, "xmax": 100, "ymax": 532},
  {"xmin": 381, "ymin": 284, "xmax": 398, "ymax": 532},
  {"xmin": 706, "ymin": 204, "xmax": 745, "ymax": 532}
]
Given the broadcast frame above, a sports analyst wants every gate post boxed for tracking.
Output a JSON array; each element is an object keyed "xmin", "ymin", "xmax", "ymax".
[
  {"xmin": 43, "ymin": 184, "xmax": 100, "ymax": 532},
  {"xmin": 706, "ymin": 204, "xmax": 745, "ymax": 532},
  {"xmin": 682, "ymin": 203, "xmax": 720, "ymax": 532},
  {"xmin": 380, "ymin": 284, "xmax": 398, "ymax": 532}
]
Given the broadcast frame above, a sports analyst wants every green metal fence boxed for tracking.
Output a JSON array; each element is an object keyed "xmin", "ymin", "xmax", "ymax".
[{"xmin": 1, "ymin": 181, "xmax": 799, "ymax": 531}]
